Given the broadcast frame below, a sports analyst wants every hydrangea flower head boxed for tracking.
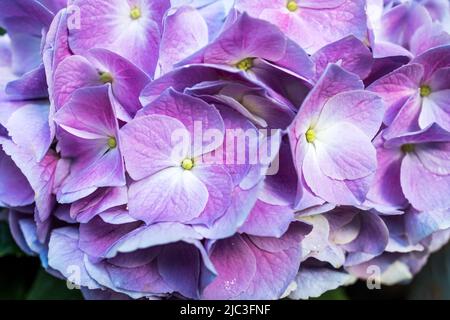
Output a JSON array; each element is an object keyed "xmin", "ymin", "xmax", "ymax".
[{"xmin": 0, "ymin": 0, "xmax": 449, "ymax": 301}]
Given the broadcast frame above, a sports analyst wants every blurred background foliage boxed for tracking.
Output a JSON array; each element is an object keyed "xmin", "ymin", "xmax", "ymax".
[
  {"xmin": 0, "ymin": 222, "xmax": 82, "ymax": 300},
  {"xmin": 0, "ymin": 220, "xmax": 449, "ymax": 300}
]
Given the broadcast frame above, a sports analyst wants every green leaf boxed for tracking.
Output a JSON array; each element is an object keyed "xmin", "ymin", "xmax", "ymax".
[
  {"xmin": 408, "ymin": 242, "xmax": 450, "ymax": 300},
  {"xmin": 312, "ymin": 288, "xmax": 349, "ymax": 300},
  {"xmin": 0, "ymin": 222, "xmax": 23, "ymax": 257},
  {"xmin": 26, "ymin": 269, "xmax": 83, "ymax": 300},
  {"xmin": 0, "ymin": 27, "xmax": 5, "ymax": 36}
]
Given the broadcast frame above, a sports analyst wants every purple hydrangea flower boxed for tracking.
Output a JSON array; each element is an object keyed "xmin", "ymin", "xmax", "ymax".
[
  {"xmin": 54, "ymin": 85, "xmax": 126, "ymax": 203},
  {"xmin": 1, "ymin": 0, "xmax": 450, "ymax": 301},
  {"xmin": 288, "ymin": 64, "xmax": 384, "ymax": 209},
  {"xmin": 369, "ymin": 45, "xmax": 450, "ymax": 137},
  {"xmin": 367, "ymin": 124, "xmax": 450, "ymax": 212},
  {"xmin": 51, "ymin": 48, "xmax": 150, "ymax": 120}
]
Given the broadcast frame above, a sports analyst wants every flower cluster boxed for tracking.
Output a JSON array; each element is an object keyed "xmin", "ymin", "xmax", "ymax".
[{"xmin": 0, "ymin": 0, "xmax": 449, "ymax": 300}]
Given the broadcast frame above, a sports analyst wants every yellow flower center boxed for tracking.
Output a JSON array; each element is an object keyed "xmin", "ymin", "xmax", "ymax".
[
  {"xmin": 306, "ymin": 128, "xmax": 316, "ymax": 143},
  {"xmin": 181, "ymin": 158, "xmax": 194, "ymax": 170},
  {"xmin": 99, "ymin": 72, "xmax": 113, "ymax": 84},
  {"xmin": 401, "ymin": 144, "xmax": 415, "ymax": 154},
  {"xmin": 420, "ymin": 85, "xmax": 431, "ymax": 97},
  {"xmin": 130, "ymin": 7, "xmax": 142, "ymax": 20},
  {"xmin": 236, "ymin": 58, "xmax": 254, "ymax": 71},
  {"xmin": 108, "ymin": 137, "xmax": 117, "ymax": 149},
  {"xmin": 287, "ymin": 1, "xmax": 298, "ymax": 12}
]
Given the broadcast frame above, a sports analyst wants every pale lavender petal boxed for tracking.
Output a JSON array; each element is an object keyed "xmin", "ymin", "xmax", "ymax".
[
  {"xmin": 312, "ymin": 35, "xmax": 373, "ymax": 80},
  {"xmin": 157, "ymin": 6, "xmax": 208, "ymax": 75},
  {"xmin": 201, "ymin": 234, "xmax": 257, "ymax": 300},
  {"xmin": 341, "ymin": 212, "xmax": 389, "ymax": 256},
  {"xmin": 194, "ymin": 183, "xmax": 262, "ymax": 240},
  {"xmin": 416, "ymin": 142, "xmax": 450, "ymax": 176},
  {"xmin": 83, "ymin": 257, "xmax": 167, "ymax": 299},
  {"xmin": 128, "ymin": 167, "xmax": 208, "ymax": 224},
  {"xmin": 57, "ymin": 131, "xmax": 125, "ymax": 197},
  {"xmin": 384, "ymin": 94, "xmax": 422, "ymax": 139},
  {"xmin": 139, "ymin": 89, "xmax": 224, "ymax": 156},
  {"xmin": 106, "ymin": 222, "xmax": 203, "ymax": 257},
  {"xmin": 406, "ymin": 208, "xmax": 450, "ymax": 244},
  {"xmin": 239, "ymin": 200, "xmax": 294, "ymax": 238},
  {"xmin": 1, "ymin": 139, "xmax": 58, "ymax": 222},
  {"xmin": 201, "ymin": 13, "xmax": 287, "ymax": 66},
  {"xmin": 120, "ymin": 114, "xmax": 189, "ymax": 181},
  {"xmin": 314, "ymin": 123, "xmax": 377, "ymax": 180},
  {"xmin": 52, "ymin": 55, "xmax": 103, "ymax": 111},
  {"xmin": 303, "ymin": 147, "xmax": 373, "ymax": 205},
  {"xmin": 79, "ymin": 217, "xmax": 141, "ymax": 258},
  {"xmin": 368, "ymin": 63, "xmax": 424, "ymax": 125},
  {"xmin": 420, "ymin": 90, "xmax": 450, "ymax": 132},
  {"xmin": 203, "ymin": 223, "xmax": 308, "ymax": 300},
  {"xmin": 401, "ymin": 153, "xmax": 450, "ymax": 211},
  {"xmin": 5, "ymin": 65, "xmax": 48, "ymax": 100},
  {"xmin": 0, "ymin": 148, "xmax": 34, "ymax": 208},
  {"xmin": 140, "ymin": 65, "xmax": 225, "ymax": 105},
  {"xmin": 43, "ymin": 8, "xmax": 71, "ymax": 91},
  {"xmin": 71, "ymin": 187, "xmax": 128, "ymax": 223},
  {"xmin": 5, "ymin": 102, "xmax": 52, "ymax": 161},
  {"xmin": 99, "ymin": 207, "xmax": 138, "ymax": 225},
  {"xmin": 412, "ymin": 44, "xmax": 450, "ymax": 81},
  {"xmin": 48, "ymin": 227, "xmax": 100, "ymax": 289},
  {"xmin": 289, "ymin": 267, "xmax": 355, "ymax": 300},
  {"xmin": 237, "ymin": 224, "xmax": 309, "ymax": 299},
  {"xmin": 379, "ymin": 2, "xmax": 432, "ymax": 48},
  {"xmin": 69, "ymin": 0, "xmax": 170, "ymax": 74},
  {"xmin": 316, "ymin": 90, "xmax": 385, "ymax": 139},
  {"xmin": 367, "ymin": 142, "xmax": 407, "ymax": 209},
  {"xmin": 290, "ymin": 64, "xmax": 363, "ymax": 136},
  {"xmin": 410, "ymin": 23, "xmax": 450, "ymax": 56},
  {"xmin": 85, "ymin": 48, "xmax": 151, "ymax": 118},
  {"xmin": 385, "ymin": 123, "xmax": 450, "ymax": 147},
  {"xmin": 188, "ymin": 165, "xmax": 233, "ymax": 227},
  {"xmin": 8, "ymin": 212, "xmax": 38, "ymax": 256},
  {"xmin": 429, "ymin": 67, "xmax": 450, "ymax": 91},
  {"xmin": 258, "ymin": 0, "xmax": 367, "ymax": 53}
]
